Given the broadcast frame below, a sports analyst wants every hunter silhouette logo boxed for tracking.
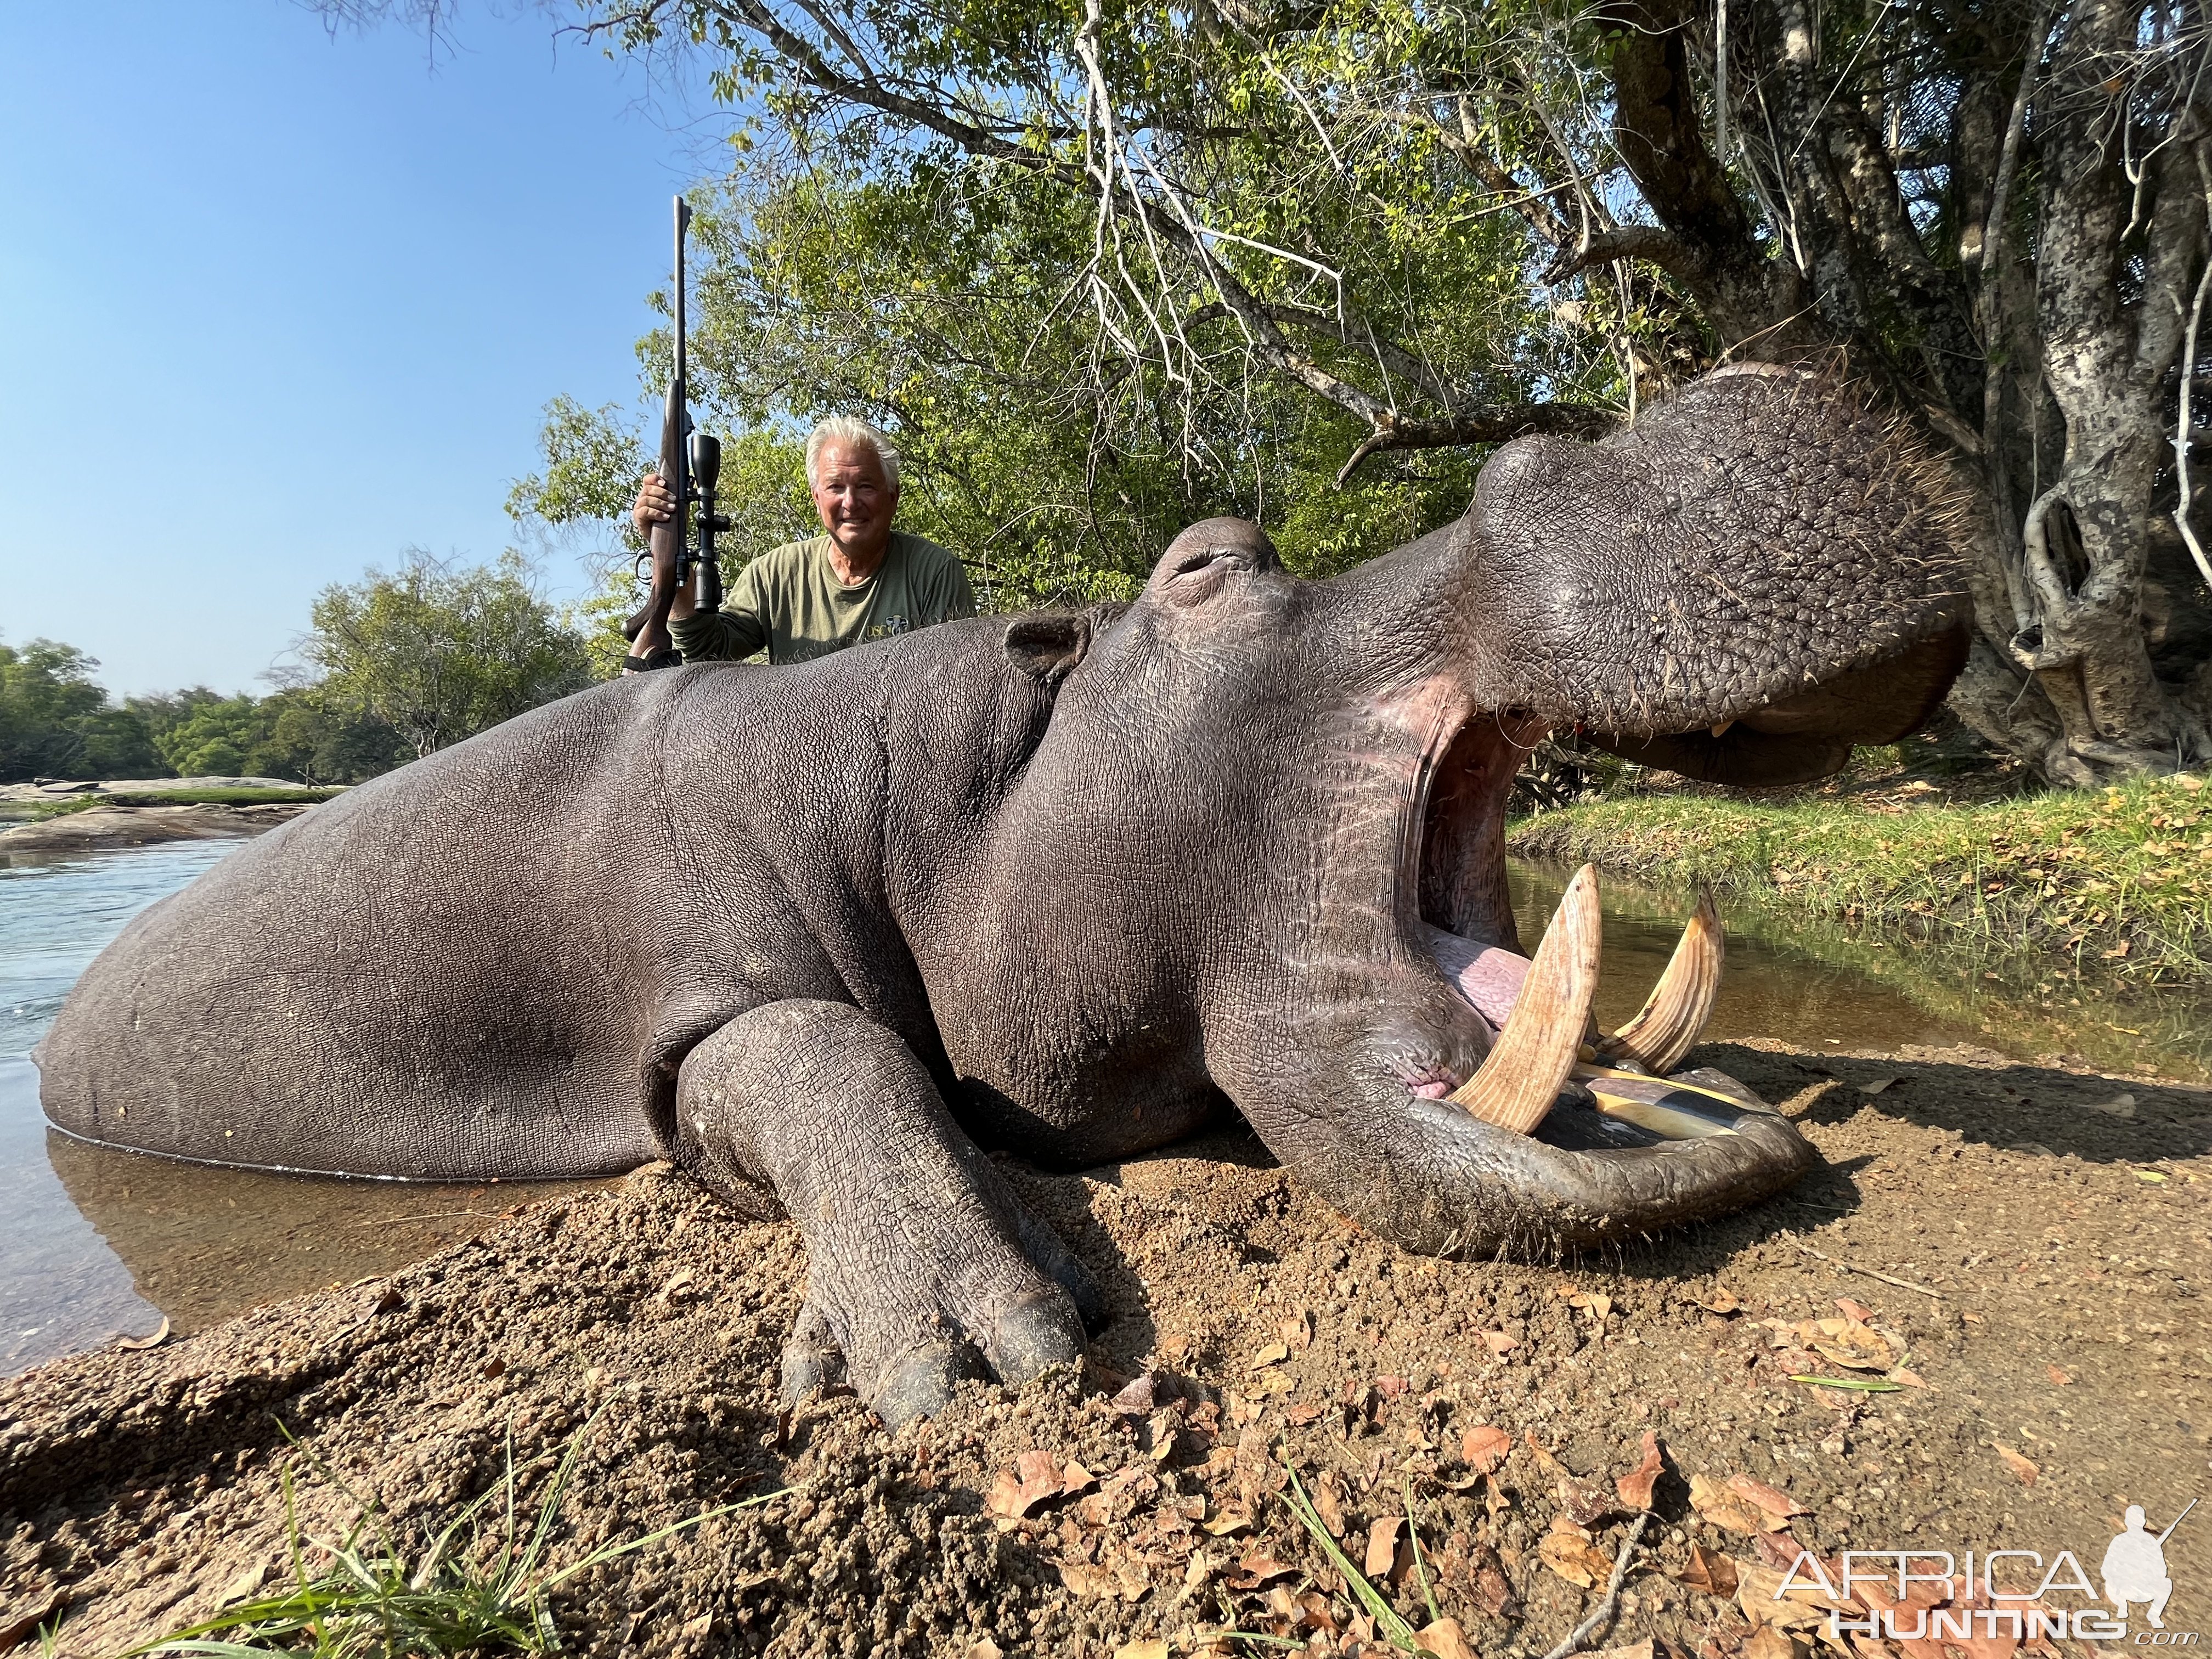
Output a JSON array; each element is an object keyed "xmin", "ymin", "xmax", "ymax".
[
  {"xmin": 2107, "ymin": 1502, "xmax": 2195, "ymax": 1630},
  {"xmin": 1782, "ymin": 1498, "xmax": 2199, "ymax": 1644}
]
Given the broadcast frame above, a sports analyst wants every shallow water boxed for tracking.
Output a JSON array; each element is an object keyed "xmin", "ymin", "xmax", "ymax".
[
  {"xmin": 1510, "ymin": 860, "xmax": 2212, "ymax": 1084},
  {"xmin": 4, "ymin": 841, "xmax": 2206, "ymax": 1378},
  {"xmin": 1, "ymin": 842, "xmax": 588, "ymax": 1375}
]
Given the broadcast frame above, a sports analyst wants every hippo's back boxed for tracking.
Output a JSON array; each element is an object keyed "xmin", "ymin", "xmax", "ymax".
[{"xmin": 38, "ymin": 676, "xmax": 693, "ymax": 1179}]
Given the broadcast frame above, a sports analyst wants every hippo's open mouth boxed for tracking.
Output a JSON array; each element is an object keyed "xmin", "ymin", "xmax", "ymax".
[{"xmin": 1396, "ymin": 707, "xmax": 1798, "ymax": 1157}]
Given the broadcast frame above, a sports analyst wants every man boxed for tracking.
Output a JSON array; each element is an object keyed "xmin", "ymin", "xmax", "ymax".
[{"xmin": 629, "ymin": 415, "xmax": 975, "ymax": 669}]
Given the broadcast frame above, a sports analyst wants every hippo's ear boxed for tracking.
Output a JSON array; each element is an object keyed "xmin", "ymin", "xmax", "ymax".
[{"xmin": 1003, "ymin": 613, "xmax": 1092, "ymax": 682}]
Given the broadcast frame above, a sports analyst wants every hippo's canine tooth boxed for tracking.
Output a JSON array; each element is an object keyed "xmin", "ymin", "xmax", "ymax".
[
  {"xmin": 1447, "ymin": 863, "xmax": 1600, "ymax": 1134},
  {"xmin": 1593, "ymin": 887, "xmax": 1725, "ymax": 1075}
]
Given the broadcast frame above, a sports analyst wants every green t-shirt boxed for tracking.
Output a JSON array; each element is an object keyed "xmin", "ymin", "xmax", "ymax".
[{"xmin": 669, "ymin": 531, "xmax": 976, "ymax": 665}]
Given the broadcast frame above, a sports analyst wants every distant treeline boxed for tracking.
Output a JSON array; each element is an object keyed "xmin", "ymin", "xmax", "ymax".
[
  {"xmin": 0, "ymin": 640, "xmax": 409, "ymax": 786},
  {"xmin": 2, "ymin": 551, "xmax": 594, "ymax": 786}
]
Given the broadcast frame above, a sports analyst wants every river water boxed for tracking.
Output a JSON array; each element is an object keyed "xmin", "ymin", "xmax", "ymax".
[
  {"xmin": 4, "ymin": 839, "xmax": 2206, "ymax": 1376},
  {"xmin": 1, "ymin": 841, "xmax": 586, "ymax": 1374}
]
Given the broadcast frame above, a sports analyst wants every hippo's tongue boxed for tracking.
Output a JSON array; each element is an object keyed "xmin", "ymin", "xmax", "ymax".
[{"xmin": 1420, "ymin": 922, "xmax": 1528, "ymax": 1034}]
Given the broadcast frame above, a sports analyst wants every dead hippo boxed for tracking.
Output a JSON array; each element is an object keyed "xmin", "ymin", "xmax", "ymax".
[{"xmin": 39, "ymin": 368, "xmax": 1968, "ymax": 1424}]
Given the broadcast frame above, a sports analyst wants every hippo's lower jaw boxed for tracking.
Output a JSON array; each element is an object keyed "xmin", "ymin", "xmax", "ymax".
[{"xmin": 1300, "ymin": 703, "xmax": 1822, "ymax": 1258}]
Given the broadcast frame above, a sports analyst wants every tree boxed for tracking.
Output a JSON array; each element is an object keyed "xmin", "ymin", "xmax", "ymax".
[
  {"xmin": 301, "ymin": 550, "xmax": 594, "ymax": 760},
  {"xmin": 0, "ymin": 640, "xmax": 166, "ymax": 782},
  {"xmin": 346, "ymin": 0, "xmax": 2211, "ymax": 778}
]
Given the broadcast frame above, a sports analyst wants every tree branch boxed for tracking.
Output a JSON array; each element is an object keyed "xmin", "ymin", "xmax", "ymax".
[
  {"xmin": 1543, "ymin": 225, "xmax": 1713, "ymax": 289},
  {"xmin": 1334, "ymin": 403, "xmax": 1616, "ymax": 486}
]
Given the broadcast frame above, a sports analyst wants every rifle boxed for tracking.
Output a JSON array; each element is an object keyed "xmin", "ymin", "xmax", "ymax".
[{"xmin": 625, "ymin": 195, "xmax": 728, "ymax": 668}]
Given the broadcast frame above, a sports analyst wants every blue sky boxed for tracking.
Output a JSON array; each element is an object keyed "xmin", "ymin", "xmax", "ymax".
[{"xmin": 0, "ymin": 3, "xmax": 718, "ymax": 697}]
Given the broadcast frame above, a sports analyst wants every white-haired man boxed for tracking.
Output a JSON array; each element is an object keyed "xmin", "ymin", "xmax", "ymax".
[{"xmin": 630, "ymin": 415, "xmax": 974, "ymax": 668}]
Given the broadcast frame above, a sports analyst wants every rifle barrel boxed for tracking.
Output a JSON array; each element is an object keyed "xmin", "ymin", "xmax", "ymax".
[
  {"xmin": 674, "ymin": 195, "xmax": 690, "ymax": 390},
  {"xmin": 2158, "ymin": 1497, "xmax": 2197, "ymax": 1544}
]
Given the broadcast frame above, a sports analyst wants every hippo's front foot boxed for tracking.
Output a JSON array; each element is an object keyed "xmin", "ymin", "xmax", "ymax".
[{"xmin": 675, "ymin": 1000, "xmax": 1102, "ymax": 1428}]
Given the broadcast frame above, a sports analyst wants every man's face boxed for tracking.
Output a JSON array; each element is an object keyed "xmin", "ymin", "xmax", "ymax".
[{"xmin": 810, "ymin": 442, "xmax": 899, "ymax": 551}]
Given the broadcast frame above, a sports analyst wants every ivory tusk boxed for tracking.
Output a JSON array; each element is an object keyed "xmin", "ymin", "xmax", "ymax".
[
  {"xmin": 1709, "ymin": 721, "xmax": 1734, "ymax": 738},
  {"xmin": 1593, "ymin": 886, "xmax": 1725, "ymax": 1075},
  {"xmin": 1448, "ymin": 864, "xmax": 1601, "ymax": 1135}
]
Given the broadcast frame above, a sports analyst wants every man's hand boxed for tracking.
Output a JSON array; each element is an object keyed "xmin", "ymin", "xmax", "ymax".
[{"xmin": 633, "ymin": 472, "xmax": 678, "ymax": 537}]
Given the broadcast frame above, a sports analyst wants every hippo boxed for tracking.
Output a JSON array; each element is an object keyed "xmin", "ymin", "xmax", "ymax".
[{"xmin": 40, "ymin": 367, "xmax": 1968, "ymax": 1425}]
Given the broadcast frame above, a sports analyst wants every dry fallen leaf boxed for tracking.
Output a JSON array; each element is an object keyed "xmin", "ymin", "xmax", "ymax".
[
  {"xmin": 1481, "ymin": 1329, "xmax": 1518, "ymax": 1355},
  {"xmin": 1677, "ymin": 1543, "xmax": 1739, "ymax": 1597},
  {"xmin": 1418, "ymin": 1618, "xmax": 1480, "ymax": 1659},
  {"xmin": 1616, "ymin": 1430, "xmax": 1665, "ymax": 1512},
  {"xmin": 1228, "ymin": 1553, "xmax": 1297, "ymax": 1590},
  {"xmin": 1538, "ymin": 1528, "xmax": 1616, "ymax": 1588},
  {"xmin": 1736, "ymin": 1556, "xmax": 1855, "ymax": 1627},
  {"xmin": 1995, "ymin": 1443, "xmax": 2040, "ymax": 1486},
  {"xmin": 987, "ymin": 1449, "xmax": 1068, "ymax": 1521},
  {"xmin": 1111, "ymin": 1374, "xmax": 1157, "ymax": 1416},
  {"xmin": 1460, "ymin": 1424, "xmax": 1513, "ymax": 1475},
  {"xmin": 1280, "ymin": 1310, "xmax": 1313, "ymax": 1350},
  {"xmin": 2046, "ymin": 1364, "xmax": 2073, "ymax": 1386},
  {"xmin": 1112, "ymin": 1641, "xmax": 1170, "ymax": 1659},
  {"xmin": 1567, "ymin": 1289, "xmax": 1615, "ymax": 1322},
  {"xmin": 1836, "ymin": 1297, "xmax": 1876, "ymax": 1323},
  {"xmin": 1061, "ymin": 1460, "xmax": 1098, "ymax": 1497},
  {"xmin": 1248, "ymin": 1341, "xmax": 1289, "ymax": 1371},
  {"xmin": 0, "ymin": 1591, "xmax": 70, "ymax": 1654},
  {"xmin": 1592, "ymin": 1644, "xmax": 1655, "ymax": 1659},
  {"xmin": 1694, "ymin": 1287, "xmax": 1744, "ymax": 1315},
  {"xmin": 1728, "ymin": 1475, "xmax": 1807, "ymax": 1520},
  {"xmin": 1366, "ymin": 1516, "xmax": 1404, "ymax": 1577},
  {"xmin": 1741, "ymin": 1627, "xmax": 1796, "ymax": 1659},
  {"xmin": 1688, "ymin": 1472, "xmax": 1764, "ymax": 1534},
  {"xmin": 1858, "ymin": 1076, "xmax": 1899, "ymax": 1096}
]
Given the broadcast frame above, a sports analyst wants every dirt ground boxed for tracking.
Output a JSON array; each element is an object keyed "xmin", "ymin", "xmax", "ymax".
[{"xmin": 3, "ymin": 1039, "xmax": 2207, "ymax": 1658}]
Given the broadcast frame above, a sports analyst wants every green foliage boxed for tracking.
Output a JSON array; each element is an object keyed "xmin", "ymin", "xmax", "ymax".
[
  {"xmin": 0, "ymin": 639, "xmax": 165, "ymax": 782},
  {"xmin": 303, "ymin": 552, "xmax": 593, "ymax": 759},
  {"xmin": 1509, "ymin": 775, "xmax": 2212, "ymax": 985},
  {"xmin": 504, "ymin": 396, "xmax": 653, "ymax": 532},
  {"xmin": 142, "ymin": 690, "xmax": 408, "ymax": 785},
  {"xmin": 516, "ymin": 159, "xmax": 1502, "ymax": 640}
]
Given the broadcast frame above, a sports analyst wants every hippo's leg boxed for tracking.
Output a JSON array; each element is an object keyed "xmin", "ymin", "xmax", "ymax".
[{"xmin": 675, "ymin": 998, "xmax": 1099, "ymax": 1427}]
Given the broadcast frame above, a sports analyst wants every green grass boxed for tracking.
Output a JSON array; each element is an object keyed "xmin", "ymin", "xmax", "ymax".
[
  {"xmin": 84, "ymin": 1409, "xmax": 781, "ymax": 1659},
  {"xmin": 1509, "ymin": 774, "xmax": 2212, "ymax": 985}
]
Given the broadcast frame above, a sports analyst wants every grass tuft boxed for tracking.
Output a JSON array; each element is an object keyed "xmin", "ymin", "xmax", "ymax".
[
  {"xmin": 1278, "ymin": 1455, "xmax": 1419, "ymax": 1653},
  {"xmin": 117, "ymin": 1407, "xmax": 781, "ymax": 1659}
]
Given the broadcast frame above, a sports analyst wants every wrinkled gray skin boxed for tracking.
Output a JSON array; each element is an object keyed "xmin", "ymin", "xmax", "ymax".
[{"xmin": 41, "ymin": 369, "xmax": 1968, "ymax": 1425}]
